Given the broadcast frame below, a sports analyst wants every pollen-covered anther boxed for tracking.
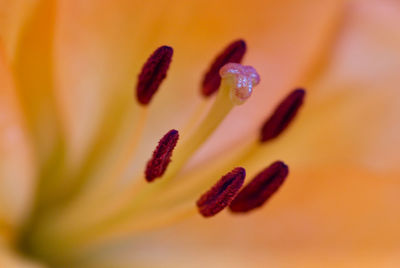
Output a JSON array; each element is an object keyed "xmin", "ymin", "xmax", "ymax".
[
  {"xmin": 260, "ymin": 88, "xmax": 305, "ymax": 142},
  {"xmin": 202, "ymin": 39, "xmax": 246, "ymax": 97},
  {"xmin": 145, "ymin": 129, "xmax": 179, "ymax": 182},
  {"xmin": 196, "ymin": 167, "xmax": 245, "ymax": 217},
  {"xmin": 136, "ymin": 46, "xmax": 173, "ymax": 105},
  {"xmin": 220, "ymin": 63, "xmax": 260, "ymax": 105},
  {"xmin": 229, "ymin": 161, "xmax": 288, "ymax": 213}
]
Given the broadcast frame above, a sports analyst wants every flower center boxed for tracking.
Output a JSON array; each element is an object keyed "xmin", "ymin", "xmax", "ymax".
[{"xmin": 16, "ymin": 40, "xmax": 306, "ymax": 266}]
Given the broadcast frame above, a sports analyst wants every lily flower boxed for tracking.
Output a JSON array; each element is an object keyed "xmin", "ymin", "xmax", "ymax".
[{"xmin": 0, "ymin": 0, "xmax": 399, "ymax": 267}]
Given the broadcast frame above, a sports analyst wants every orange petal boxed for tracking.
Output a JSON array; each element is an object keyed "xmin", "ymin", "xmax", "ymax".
[
  {"xmin": 12, "ymin": 0, "xmax": 66, "ymax": 165},
  {"xmin": 0, "ymin": 46, "xmax": 35, "ymax": 228},
  {"xmin": 0, "ymin": 0, "xmax": 37, "ymax": 59}
]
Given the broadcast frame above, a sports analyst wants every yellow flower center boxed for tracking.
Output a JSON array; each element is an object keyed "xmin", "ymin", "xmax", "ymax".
[{"xmin": 14, "ymin": 40, "xmax": 304, "ymax": 266}]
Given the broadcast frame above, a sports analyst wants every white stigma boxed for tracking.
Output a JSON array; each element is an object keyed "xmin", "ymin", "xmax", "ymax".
[{"xmin": 219, "ymin": 63, "xmax": 260, "ymax": 105}]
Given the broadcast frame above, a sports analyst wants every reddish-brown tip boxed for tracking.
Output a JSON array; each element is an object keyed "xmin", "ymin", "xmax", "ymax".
[
  {"xmin": 136, "ymin": 46, "xmax": 173, "ymax": 105},
  {"xmin": 145, "ymin": 129, "xmax": 179, "ymax": 182},
  {"xmin": 201, "ymin": 39, "xmax": 246, "ymax": 97},
  {"xmin": 260, "ymin": 89, "xmax": 305, "ymax": 142},
  {"xmin": 197, "ymin": 167, "xmax": 245, "ymax": 217},
  {"xmin": 229, "ymin": 161, "xmax": 288, "ymax": 213}
]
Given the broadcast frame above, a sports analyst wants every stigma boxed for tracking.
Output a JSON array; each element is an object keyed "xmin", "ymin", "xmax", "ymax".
[{"xmin": 220, "ymin": 63, "xmax": 260, "ymax": 105}]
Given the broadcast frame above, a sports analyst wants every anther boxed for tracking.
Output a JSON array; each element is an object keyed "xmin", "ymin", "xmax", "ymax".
[
  {"xmin": 197, "ymin": 167, "xmax": 245, "ymax": 217},
  {"xmin": 260, "ymin": 89, "xmax": 305, "ymax": 142},
  {"xmin": 229, "ymin": 161, "xmax": 288, "ymax": 213},
  {"xmin": 145, "ymin": 129, "xmax": 179, "ymax": 182},
  {"xmin": 136, "ymin": 46, "xmax": 173, "ymax": 105},
  {"xmin": 202, "ymin": 40, "xmax": 246, "ymax": 97}
]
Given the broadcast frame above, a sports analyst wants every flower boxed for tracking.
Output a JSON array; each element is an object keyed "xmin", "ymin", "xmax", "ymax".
[{"xmin": 0, "ymin": 0, "xmax": 399, "ymax": 267}]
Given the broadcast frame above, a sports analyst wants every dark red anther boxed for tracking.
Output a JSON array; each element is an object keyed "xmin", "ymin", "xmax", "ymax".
[
  {"xmin": 145, "ymin": 129, "xmax": 179, "ymax": 182},
  {"xmin": 229, "ymin": 161, "xmax": 288, "ymax": 213},
  {"xmin": 201, "ymin": 39, "xmax": 246, "ymax": 97},
  {"xmin": 136, "ymin": 46, "xmax": 173, "ymax": 105},
  {"xmin": 196, "ymin": 167, "xmax": 245, "ymax": 217},
  {"xmin": 260, "ymin": 89, "xmax": 305, "ymax": 142}
]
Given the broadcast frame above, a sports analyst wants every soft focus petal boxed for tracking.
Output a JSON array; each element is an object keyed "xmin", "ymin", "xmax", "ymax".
[
  {"xmin": 54, "ymin": 0, "xmax": 141, "ymax": 167},
  {"xmin": 303, "ymin": 0, "xmax": 400, "ymax": 172},
  {"xmin": 13, "ymin": 0, "xmax": 65, "ymax": 165},
  {"xmin": 0, "ymin": 46, "xmax": 35, "ymax": 229},
  {"xmin": 0, "ymin": 244, "xmax": 44, "ymax": 268},
  {"xmin": 250, "ymin": 0, "xmax": 400, "ymax": 172},
  {"xmin": 0, "ymin": 0, "xmax": 36, "ymax": 59}
]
